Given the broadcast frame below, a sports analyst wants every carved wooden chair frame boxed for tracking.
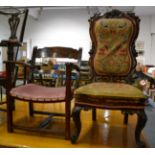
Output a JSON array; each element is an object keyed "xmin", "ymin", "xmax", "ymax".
[{"xmin": 71, "ymin": 10, "xmax": 147, "ymax": 147}]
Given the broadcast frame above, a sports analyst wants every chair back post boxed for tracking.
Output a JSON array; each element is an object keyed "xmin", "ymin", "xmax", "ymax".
[
  {"xmin": 65, "ymin": 62, "xmax": 72, "ymax": 138},
  {"xmin": 65, "ymin": 63, "xmax": 72, "ymax": 99},
  {"xmin": 5, "ymin": 61, "xmax": 13, "ymax": 96}
]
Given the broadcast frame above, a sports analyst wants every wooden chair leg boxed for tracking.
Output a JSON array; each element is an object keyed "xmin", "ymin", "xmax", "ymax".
[
  {"xmin": 7, "ymin": 96, "xmax": 14, "ymax": 132},
  {"xmin": 65, "ymin": 100, "xmax": 71, "ymax": 140},
  {"xmin": 124, "ymin": 113, "xmax": 128, "ymax": 125},
  {"xmin": 29, "ymin": 101, "xmax": 34, "ymax": 117},
  {"xmin": 92, "ymin": 108, "xmax": 96, "ymax": 121}
]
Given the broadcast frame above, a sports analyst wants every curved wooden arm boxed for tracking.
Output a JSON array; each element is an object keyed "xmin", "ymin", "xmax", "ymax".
[{"xmin": 70, "ymin": 63, "xmax": 80, "ymax": 72}]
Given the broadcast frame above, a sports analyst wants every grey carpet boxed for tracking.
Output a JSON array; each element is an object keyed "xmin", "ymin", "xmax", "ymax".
[{"xmin": 144, "ymin": 106, "xmax": 155, "ymax": 147}]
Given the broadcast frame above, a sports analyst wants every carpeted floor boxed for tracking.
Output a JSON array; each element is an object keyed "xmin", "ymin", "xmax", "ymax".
[{"xmin": 144, "ymin": 106, "xmax": 155, "ymax": 147}]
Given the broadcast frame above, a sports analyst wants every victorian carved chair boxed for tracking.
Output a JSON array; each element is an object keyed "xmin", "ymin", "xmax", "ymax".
[
  {"xmin": 0, "ymin": 8, "xmax": 29, "ymax": 109},
  {"xmin": 5, "ymin": 46, "xmax": 82, "ymax": 139},
  {"xmin": 71, "ymin": 10, "xmax": 147, "ymax": 147}
]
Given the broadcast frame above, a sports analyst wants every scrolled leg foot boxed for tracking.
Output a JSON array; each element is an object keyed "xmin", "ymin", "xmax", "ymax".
[
  {"xmin": 71, "ymin": 106, "xmax": 82, "ymax": 144},
  {"xmin": 135, "ymin": 109, "xmax": 147, "ymax": 147}
]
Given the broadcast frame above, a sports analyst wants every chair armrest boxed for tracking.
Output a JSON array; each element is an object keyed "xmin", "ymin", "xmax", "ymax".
[
  {"xmin": 3, "ymin": 60, "xmax": 37, "ymax": 69},
  {"xmin": 70, "ymin": 63, "xmax": 80, "ymax": 72},
  {"xmin": 4, "ymin": 60, "xmax": 26, "ymax": 65}
]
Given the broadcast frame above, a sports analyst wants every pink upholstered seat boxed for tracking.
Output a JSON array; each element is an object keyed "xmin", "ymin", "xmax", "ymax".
[{"xmin": 10, "ymin": 83, "xmax": 66, "ymax": 102}]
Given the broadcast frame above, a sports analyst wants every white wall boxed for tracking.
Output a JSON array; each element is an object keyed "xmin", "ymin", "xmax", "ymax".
[
  {"xmin": 137, "ymin": 16, "xmax": 152, "ymax": 64},
  {"xmin": 24, "ymin": 9, "xmax": 155, "ymax": 64},
  {"xmin": 0, "ymin": 15, "xmax": 10, "ymax": 71},
  {"xmin": 150, "ymin": 16, "xmax": 155, "ymax": 65},
  {"xmin": 0, "ymin": 15, "xmax": 10, "ymax": 40},
  {"xmin": 24, "ymin": 8, "xmax": 91, "ymax": 60},
  {"xmin": 151, "ymin": 16, "xmax": 155, "ymax": 33},
  {"xmin": 1, "ymin": 8, "xmax": 155, "ymax": 70}
]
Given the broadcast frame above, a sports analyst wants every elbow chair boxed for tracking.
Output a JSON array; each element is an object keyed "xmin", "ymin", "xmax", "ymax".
[
  {"xmin": 5, "ymin": 46, "xmax": 82, "ymax": 140},
  {"xmin": 71, "ymin": 10, "xmax": 147, "ymax": 147}
]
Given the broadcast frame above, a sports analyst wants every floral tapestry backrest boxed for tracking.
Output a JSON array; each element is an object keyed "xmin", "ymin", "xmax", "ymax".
[{"xmin": 89, "ymin": 10, "xmax": 140, "ymax": 79}]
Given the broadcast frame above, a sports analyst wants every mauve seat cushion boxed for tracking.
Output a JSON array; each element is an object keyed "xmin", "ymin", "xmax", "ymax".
[{"xmin": 10, "ymin": 83, "xmax": 66, "ymax": 102}]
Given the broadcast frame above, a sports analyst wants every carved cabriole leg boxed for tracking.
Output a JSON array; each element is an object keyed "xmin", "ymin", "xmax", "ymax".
[
  {"xmin": 135, "ymin": 109, "xmax": 147, "ymax": 147},
  {"xmin": 71, "ymin": 106, "xmax": 82, "ymax": 144},
  {"xmin": 124, "ymin": 113, "xmax": 128, "ymax": 125}
]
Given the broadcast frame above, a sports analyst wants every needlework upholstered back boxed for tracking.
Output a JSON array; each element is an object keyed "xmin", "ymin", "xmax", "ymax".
[{"xmin": 89, "ymin": 10, "xmax": 140, "ymax": 81}]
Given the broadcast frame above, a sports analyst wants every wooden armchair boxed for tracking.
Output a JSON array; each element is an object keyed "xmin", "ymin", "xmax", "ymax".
[
  {"xmin": 5, "ymin": 46, "xmax": 82, "ymax": 139},
  {"xmin": 71, "ymin": 10, "xmax": 147, "ymax": 147}
]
